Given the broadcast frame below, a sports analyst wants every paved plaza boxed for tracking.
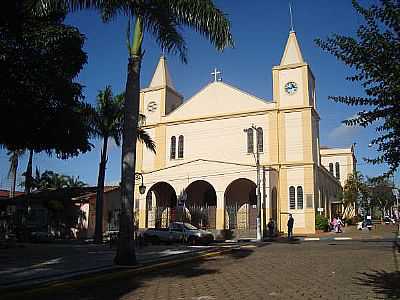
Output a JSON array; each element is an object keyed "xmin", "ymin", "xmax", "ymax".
[{"xmin": 3, "ymin": 238, "xmax": 400, "ymax": 300}]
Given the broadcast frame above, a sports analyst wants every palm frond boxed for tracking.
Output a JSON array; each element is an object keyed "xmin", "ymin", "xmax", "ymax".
[
  {"xmin": 137, "ymin": 128, "xmax": 156, "ymax": 153},
  {"xmin": 166, "ymin": 0, "xmax": 234, "ymax": 50}
]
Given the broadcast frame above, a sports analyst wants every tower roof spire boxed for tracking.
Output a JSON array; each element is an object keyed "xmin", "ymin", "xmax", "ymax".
[
  {"xmin": 149, "ymin": 55, "xmax": 176, "ymax": 90},
  {"xmin": 280, "ymin": 31, "xmax": 304, "ymax": 66},
  {"xmin": 289, "ymin": 1, "xmax": 294, "ymax": 32}
]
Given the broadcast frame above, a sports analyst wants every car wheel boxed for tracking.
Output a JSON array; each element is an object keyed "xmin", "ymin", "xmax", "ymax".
[
  {"xmin": 151, "ymin": 236, "xmax": 161, "ymax": 245},
  {"xmin": 188, "ymin": 236, "xmax": 197, "ymax": 245}
]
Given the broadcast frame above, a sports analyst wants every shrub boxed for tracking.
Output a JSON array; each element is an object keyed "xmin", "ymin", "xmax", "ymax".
[{"xmin": 315, "ymin": 214, "xmax": 329, "ymax": 231}]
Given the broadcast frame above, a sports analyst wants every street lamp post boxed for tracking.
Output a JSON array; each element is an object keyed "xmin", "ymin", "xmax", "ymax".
[
  {"xmin": 244, "ymin": 125, "xmax": 262, "ymax": 241},
  {"xmin": 135, "ymin": 173, "xmax": 146, "ymax": 195}
]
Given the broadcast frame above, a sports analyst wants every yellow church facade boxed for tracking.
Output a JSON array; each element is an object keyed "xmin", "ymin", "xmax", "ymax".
[{"xmin": 134, "ymin": 31, "xmax": 355, "ymax": 237}]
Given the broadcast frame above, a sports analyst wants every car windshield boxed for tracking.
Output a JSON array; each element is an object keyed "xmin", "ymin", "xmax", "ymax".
[{"xmin": 184, "ymin": 223, "xmax": 198, "ymax": 230}]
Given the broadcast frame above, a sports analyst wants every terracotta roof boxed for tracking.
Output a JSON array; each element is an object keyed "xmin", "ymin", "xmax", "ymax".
[
  {"xmin": 70, "ymin": 186, "xmax": 120, "ymax": 202},
  {"xmin": 0, "ymin": 189, "xmax": 24, "ymax": 199}
]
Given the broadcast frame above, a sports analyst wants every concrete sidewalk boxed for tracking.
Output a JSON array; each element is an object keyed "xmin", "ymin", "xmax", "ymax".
[
  {"xmin": 0, "ymin": 242, "xmax": 237, "ymax": 291},
  {"xmin": 291, "ymin": 223, "xmax": 399, "ymax": 242}
]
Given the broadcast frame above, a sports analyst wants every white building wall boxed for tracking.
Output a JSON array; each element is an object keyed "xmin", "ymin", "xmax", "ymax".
[
  {"xmin": 321, "ymin": 155, "xmax": 350, "ymax": 187},
  {"xmin": 165, "ymin": 114, "xmax": 270, "ymax": 167},
  {"xmin": 285, "ymin": 112, "xmax": 303, "ymax": 161},
  {"xmin": 142, "ymin": 128, "xmax": 156, "ymax": 171}
]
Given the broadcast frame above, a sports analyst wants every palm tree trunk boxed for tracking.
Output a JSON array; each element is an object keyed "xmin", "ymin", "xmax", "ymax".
[
  {"xmin": 24, "ymin": 149, "xmax": 33, "ymax": 194},
  {"xmin": 9, "ymin": 154, "xmax": 18, "ymax": 199},
  {"xmin": 94, "ymin": 136, "xmax": 108, "ymax": 243},
  {"xmin": 114, "ymin": 55, "xmax": 141, "ymax": 266}
]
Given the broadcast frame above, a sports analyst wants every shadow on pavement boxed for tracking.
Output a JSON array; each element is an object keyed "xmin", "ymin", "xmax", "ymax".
[
  {"xmin": 355, "ymin": 237, "xmax": 400, "ymax": 299},
  {"xmin": 225, "ymin": 248, "xmax": 254, "ymax": 259},
  {"xmin": 4, "ymin": 246, "xmax": 254, "ymax": 300},
  {"xmin": 355, "ymin": 270, "xmax": 400, "ymax": 299}
]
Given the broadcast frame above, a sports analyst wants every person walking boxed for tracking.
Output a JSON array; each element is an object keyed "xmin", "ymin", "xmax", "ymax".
[
  {"xmin": 267, "ymin": 218, "xmax": 275, "ymax": 237},
  {"xmin": 287, "ymin": 214, "xmax": 294, "ymax": 240}
]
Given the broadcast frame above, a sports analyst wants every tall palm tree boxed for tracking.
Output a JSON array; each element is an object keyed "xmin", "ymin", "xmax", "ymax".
[
  {"xmin": 91, "ymin": 86, "xmax": 155, "ymax": 243},
  {"xmin": 7, "ymin": 150, "xmax": 25, "ymax": 198},
  {"xmin": 38, "ymin": 0, "xmax": 233, "ymax": 265}
]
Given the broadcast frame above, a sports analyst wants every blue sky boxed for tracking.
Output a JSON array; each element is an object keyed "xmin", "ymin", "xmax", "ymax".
[{"xmin": 1, "ymin": 0, "xmax": 394, "ymax": 189}]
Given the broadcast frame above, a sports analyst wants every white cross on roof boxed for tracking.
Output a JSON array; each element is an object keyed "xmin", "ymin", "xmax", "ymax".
[{"xmin": 211, "ymin": 68, "xmax": 222, "ymax": 82}]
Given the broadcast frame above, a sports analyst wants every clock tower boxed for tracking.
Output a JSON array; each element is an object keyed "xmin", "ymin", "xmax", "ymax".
[
  {"xmin": 273, "ymin": 31, "xmax": 321, "ymax": 228},
  {"xmin": 140, "ymin": 56, "xmax": 183, "ymax": 126}
]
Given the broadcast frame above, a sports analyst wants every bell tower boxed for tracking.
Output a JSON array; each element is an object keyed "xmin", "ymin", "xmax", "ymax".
[
  {"xmin": 140, "ymin": 56, "xmax": 183, "ymax": 126},
  {"xmin": 273, "ymin": 31, "xmax": 321, "ymax": 234},
  {"xmin": 273, "ymin": 31, "xmax": 316, "ymax": 110}
]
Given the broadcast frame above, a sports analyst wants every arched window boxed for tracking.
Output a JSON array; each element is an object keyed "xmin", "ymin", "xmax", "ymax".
[
  {"xmin": 247, "ymin": 128, "xmax": 254, "ymax": 153},
  {"xmin": 256, "ymin": 127, "xmax": 263, "ymax": 153},
  {"xmin": 289, "ymin": 186, "xmax": 296, "ymax": 209},
  {"xmin": 329, "ymin": 163, "xmax": 334, "ymax": 175},
  {"xmin": 170, "ymin": 136, "xmax": 176, "ymax": 159},
  {"xmin": 297, "ymin": 186, "xmax": 303, "ymax": 209},
  {"xmin": 178, "ymin": 135, "xmax": 184, "ymax": 158},
  {"xmin": 335, "ymin": 162, "xmax": 340, "ymax": 179}
]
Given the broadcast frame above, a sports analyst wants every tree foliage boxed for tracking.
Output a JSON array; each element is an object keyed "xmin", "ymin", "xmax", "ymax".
[
  {"xmin": 315, "ymin": 0, "xmax": 400, "ymax": 178},
  {"xmin": 23, "ymin": 169, "xmax": 87, "ymax": 190},
  {"xmin": 0, "ymin": 0, "xmax": 92, "ymax": 157}
]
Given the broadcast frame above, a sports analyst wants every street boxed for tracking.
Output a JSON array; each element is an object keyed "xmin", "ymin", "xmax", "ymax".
[{"xmin": 4, "ymin": 239, "xmax": 399, "ymax": 300}]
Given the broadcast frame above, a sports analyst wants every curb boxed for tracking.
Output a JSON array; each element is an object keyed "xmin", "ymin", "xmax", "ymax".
[
  {"xmin": 0, "ymin": 245, "xmax": 239, "ymax": 298},
  {"xmin": 300, "ymin": 236, "xmax": 398, "ymax": 242}
]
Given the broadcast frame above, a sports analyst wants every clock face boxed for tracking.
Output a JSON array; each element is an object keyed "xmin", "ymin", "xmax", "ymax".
[
  {"xmin": 284, "ymin": 82, "xmax": 298, "ymax": 95},
  {"xmin": 147, "ymin": 101, "xmax": 158, "ymax": 112}
]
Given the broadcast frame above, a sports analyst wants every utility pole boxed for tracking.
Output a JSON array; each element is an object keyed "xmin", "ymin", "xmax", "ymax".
[
  {"xmin": 243, "ymin": 125, "xmax": 263, "ymax": 241},
  {"xmin": 251, "ymin": 124, "xmax": 262, "ymax": 241}
]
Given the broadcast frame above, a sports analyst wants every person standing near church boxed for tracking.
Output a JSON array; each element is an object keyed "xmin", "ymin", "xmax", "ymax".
[
  {"xmin": 267, "ymin": 218, "xmax": 275, "ymax": 237},
  {"xmin": 287, "ymin": 214, "xmax": 294, "ymax": 240}
]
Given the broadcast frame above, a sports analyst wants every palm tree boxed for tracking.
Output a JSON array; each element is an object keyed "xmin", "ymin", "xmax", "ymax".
[
  {"xmin": 38, "ymin": 0, "xmax": 233, "ymax": 265},
  {"xmin": 91, "ymin": 86, "xmax": 155, "ymax": 243},
  {"xmin": 7, "ymin": 150, "xmax": 25, "ymax": 198},
  {"xmin": 107, "ymin": 1, "xmax": 233, "ymax": 266},
  {"xmin": 66, "ymin": 175, "xmax": 87, "ymax": 188},
  {"xmin": 29, "ymin": 169, "xmax": 87, "ymax": 190}
]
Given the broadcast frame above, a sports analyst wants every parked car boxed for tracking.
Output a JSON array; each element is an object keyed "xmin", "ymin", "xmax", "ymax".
[
  {"xmin": 30, "ymin": 230, "xmax": 55, "ymax": 242},
  {"xmin": 143, "ymin": 222, "xmax": 214, "ymax": 245}
]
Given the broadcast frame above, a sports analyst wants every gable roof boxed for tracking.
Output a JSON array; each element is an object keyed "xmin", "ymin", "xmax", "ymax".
[{"xmin": 166, "ymin": 81, "xmax": 274, "ymax": 120}]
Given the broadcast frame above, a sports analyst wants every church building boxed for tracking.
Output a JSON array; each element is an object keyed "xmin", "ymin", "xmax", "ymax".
[{"xmin": 134, "ymin": 30, "xmax": 355, "ymax": 238}]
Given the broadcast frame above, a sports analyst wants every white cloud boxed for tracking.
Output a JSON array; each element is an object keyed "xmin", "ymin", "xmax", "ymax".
[{"xmin": 328, "ymin": 115, "xmax": 361, "ymax": 145}]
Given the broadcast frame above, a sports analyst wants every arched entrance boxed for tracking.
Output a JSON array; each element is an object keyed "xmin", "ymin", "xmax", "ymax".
[
  {"xmin": 225, "ymin": 178, "xmax": 257, "ymax": 238},
  {"xmin": 146, "ymin": 182, "xmax": 177, "ymax": 228},
  {"xmin": 183, "ymin": 180, "xmax": 217, "ymax": 229}
]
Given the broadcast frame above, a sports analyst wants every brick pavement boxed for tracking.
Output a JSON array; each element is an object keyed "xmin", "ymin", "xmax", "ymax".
[
  {"xmin": 0, "ymin": 242, "xmax": 220, "ymax": 288},
  {"xmin": 4, "ymin": 240, "xmax": 399, "ymax": 300}
]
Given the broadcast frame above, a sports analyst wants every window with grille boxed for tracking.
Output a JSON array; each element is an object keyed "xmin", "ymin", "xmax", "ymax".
[
  {"xmin": 170, "ymin": 136, "xmax": 176, "ymax": 159},
  {"xmin": 256, "ymin": 127, "xmax": 263, "ymax": 153},
  {"xmin": 329, "ymin": 163, "xmax": 334, "ymax": 175},
  {"xmin": 297, "ymin": 186, "xmax": 303, "ymax": 209},
  {"xmin": 335, "ymin": 162, "xmax": 340, "ymax": 179},
  {"xmin": 247, "ymin": 128, "xmax": 254, "ymax": 153},
  {"xmin": 289, "ymin": 186, "xmax": 296, "ymax": 209},
  {"xmin": 178, "ymin": 135, "xmax": 184, "ymax": 158}
]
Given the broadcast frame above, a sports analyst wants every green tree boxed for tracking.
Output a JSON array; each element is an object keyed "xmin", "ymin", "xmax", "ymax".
[
  {"xmin": 342, "ymin": 171, "xmax": 366, "ymax": 217},
  {"xmin": 43, "ymin": 0, "xmax": 233, "ymax": 265},
  {"xmin": 91, "ymin": 86, "xmax": 155, "ymax": 243},
  {"xmin": 0, "ymin": 0, "xmax": 92, "ymax": 157},
  {"xmin": 27, "ymin": 169, "xmax": 87, "ymax": 190},
  {"xmin": 368, "ymin": 178, "xmax": 395, "ymax": 220},
  {"xmin": 315, "ymin": 0, "xmax": 400, "ymax": 178}
]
